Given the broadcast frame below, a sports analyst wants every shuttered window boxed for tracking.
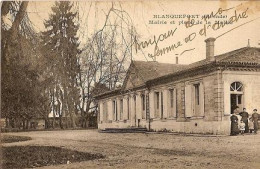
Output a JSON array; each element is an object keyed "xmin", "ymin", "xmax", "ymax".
[
  {"xmin": 185, "ymin": 85, "xmax": 193, "ymax": 117},
  {"xmin": 120, "ymin": 99, "xmax": 123, "ymax": 120},
  {"xmin": 127, "ymin": 97, "xmax": 130, "ymax": 120},
  {"xmin": 168, "ymin": 88, "xmax": 177, "ymax": 118},
  {"xmin": 154, "ymin": 92, "xmax": 160, "ymax": 118},
  {"xmin": 113, "ymin": 100, "xmax": 117, "ymax": 121},
  {"xmin": 185, "ymin": 82, "xmax": 205, "ymax": 118}
]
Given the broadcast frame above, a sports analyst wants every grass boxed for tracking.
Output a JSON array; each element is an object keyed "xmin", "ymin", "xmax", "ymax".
[
  {"xmin": 1, "ymin": 135, "xmax": 32, "ymax": 143},
  {"xmin": 2, "ymin": 146, "xmax": 105, "ymax": 169}
]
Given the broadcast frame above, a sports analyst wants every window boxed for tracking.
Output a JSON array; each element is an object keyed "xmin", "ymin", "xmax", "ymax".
[
  {"xmin": 237, "ymin": 95, "xmax": 242, "ymax": 104},
  {"xmin": 194, "ymin": 84, "xmax": 200, "ymax": 105},
  {"xmin": 113, "ymin": 100, "xmax": 117, "ymax": 121},
  {"xmin": 127, "ymin": 97, "xmax": 130, "ymax": 120},
  {"xmin": 154, "ymin": 92, "xmax": 160, "ymax": 118},
  {"xmin": 141, "ymin": 94, "xmax": 145, "ymax": 111},
  {"xmin": 185, "ymin": 83, "xmax": 205, "ymax": 117},
  {"xmin": 169, "ymin": 89, "xmax": 174, "ymax": 108},
  {"xmin": 155, "ymin": 92, "xmax": 159, "ymax": 109},
  {"xmin": 230, "ymin": 82, "xmax": 243, "ymax": 92},
  {"xmin": 168, "ymin": 88, "xmax": 177, "ymax": 118},
  {"xmin": 120, "ymin": 99, "xmax": 123, "ymax": 120},
  {"xmin": 146, "ymin": 94, "xmax": 149, "ymax": 119},
  {"xmin": 103, "ymin": 102, "xmax": 107, "ymax": 122},
  {"xmin": 161, "ymin": 92, "xmax": 164, "ymax": 118},
  {"xmin": 98, "ymin": 103, "xmax": 101, "ymax": 122}
]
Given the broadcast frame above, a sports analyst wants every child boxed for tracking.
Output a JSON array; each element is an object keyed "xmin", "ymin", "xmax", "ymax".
[
  {"xmin": 239, "ymin": 120, "xmax": 245, "ymax": 135},
  {"xmin": 248, "ymin": 118, "xmax": 254, "ymax": 133}
]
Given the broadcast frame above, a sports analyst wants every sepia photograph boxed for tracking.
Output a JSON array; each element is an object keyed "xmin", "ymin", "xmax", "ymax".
[{"xmin": 1, "ymin": 0, "xmax": 260, "ymax": 168}]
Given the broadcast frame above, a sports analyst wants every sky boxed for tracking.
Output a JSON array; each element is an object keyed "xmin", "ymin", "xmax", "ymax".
[{"xmin": 26, "ymin": 0, "xmax": 260, "ymax": 64}]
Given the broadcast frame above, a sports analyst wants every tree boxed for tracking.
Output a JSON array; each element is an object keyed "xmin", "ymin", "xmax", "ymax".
[
  {"xmin": 1, "ymin": 1, "xmax": 49, "ymax": 129},
  {"xmin": 41, "ymin": 1, "xmax": 81, "ymax": 128},
  {"xmin": 78, "ymin": 3, "xmax": 138, "ymax": 127}
]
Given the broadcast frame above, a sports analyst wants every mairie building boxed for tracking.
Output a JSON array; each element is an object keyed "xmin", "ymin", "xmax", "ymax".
[{"xmin": 95, "ymin": 38, "xmax": 260, "ymax": 135}]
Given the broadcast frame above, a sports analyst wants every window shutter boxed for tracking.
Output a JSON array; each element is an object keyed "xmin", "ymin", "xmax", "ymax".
[
  {"xmin": 105, "ymin": 102, "xmax": 108, "ymax": 122},
  {"xmin": 173, "ymin": 89, "xmax": 177, "ymax": 117},
  {"xmin": 136, "ymin": 94, "xmax": 142, "ymax": 119},
  {"xmin": 107, "ymin": 100, "xmax": 112, "ymax": 120},
  {"xmin": 185, "ymin": 84, "xmax": 192, "ymax": 117},
  {"xmin": 99, "ymin": 102, "xmax": 103, "ymax": 122},
  {"xmin": 117, "ymin": 99, "xmax": 120, "ymax": 120},
  {"xmin": 123, "ymin": 98, "xmax": 127, "ymax": 120},
  {"xmin": 103, "ymin": 103, "xmax": 107, "ymax": 122},
  {"xmin": 163, "ymin": 89, "xmax": 168, "ymax": 118},
  {"xmin": 149, "ymin": 92, "xmax": 154, "ymax": 118},
  {"xmin": 199, "ymin": 82, "xmax": 205, "ymax": 116}
]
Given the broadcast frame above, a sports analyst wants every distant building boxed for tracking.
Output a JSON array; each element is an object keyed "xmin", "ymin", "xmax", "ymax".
[{"xmin": 95, "ymin": 38, "xmax": 260, "ymax": 135}]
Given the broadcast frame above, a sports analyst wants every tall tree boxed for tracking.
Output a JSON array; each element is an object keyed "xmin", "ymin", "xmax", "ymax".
[
  {"xmin": 41, "ymin": 1, "xmax": 80, "ymax": 128},
  {"xmin": 1, "ymin": 1, "xmax": 49, "ymax": 129}
]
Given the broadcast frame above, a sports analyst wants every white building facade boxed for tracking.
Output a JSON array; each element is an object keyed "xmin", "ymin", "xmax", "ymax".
[{"xmin": 95, "ymin": 38, "xmax": 260, "ymax": 135}]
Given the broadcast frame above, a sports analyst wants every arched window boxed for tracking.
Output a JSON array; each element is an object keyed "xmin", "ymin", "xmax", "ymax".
[{"xmin": 230, "ymin": 82, "xmax": 243, "ymax": 92}]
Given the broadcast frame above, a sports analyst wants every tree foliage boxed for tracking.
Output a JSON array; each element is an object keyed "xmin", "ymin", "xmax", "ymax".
[
  {"xmin": 1, "ymin": 1, "xmax": 49, "ymax": 128},
  {"xmin": 77, "ymin": 4, "xmax": 138, "ymax": 127},
  {"xmin": 41, "ymin": 1, "xmax": 81, "ymax": 128}
]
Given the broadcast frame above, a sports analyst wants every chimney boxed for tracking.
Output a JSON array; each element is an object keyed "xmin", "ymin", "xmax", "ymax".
[
  {"xmin": 205, "ymin": 37, "xmax": 216, "ymax": 61},
  {"xmin": 175, "ymin": 54, "xmax": 179, "ymax": 64}
]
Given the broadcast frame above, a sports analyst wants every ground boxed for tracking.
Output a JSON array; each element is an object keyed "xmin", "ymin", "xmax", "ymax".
[{"xmin": 1, "ymin": 130, "xmax": 260, "ymax": 169}]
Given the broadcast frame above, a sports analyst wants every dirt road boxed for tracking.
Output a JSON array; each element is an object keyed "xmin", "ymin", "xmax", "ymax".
[{"xmin": 2, "ymin": 130, "xmax": 260, "ymax": 169}]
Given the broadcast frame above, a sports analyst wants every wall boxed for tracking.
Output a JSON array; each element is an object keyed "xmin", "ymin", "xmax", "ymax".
[
  {"xmin": 223, "ymin": 71, "xmax": 260, "ymax": 116},
  {"xmin": 98, "ymin": 70, "xmax": 260, "ymax": 135}
]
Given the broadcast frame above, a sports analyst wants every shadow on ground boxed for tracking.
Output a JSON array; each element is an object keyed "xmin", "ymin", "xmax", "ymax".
[{"xmin": 2, "ymin": 146, "xmax": 105, "ymax": 169}]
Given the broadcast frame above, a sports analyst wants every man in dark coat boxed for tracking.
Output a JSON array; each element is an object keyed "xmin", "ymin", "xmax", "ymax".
[
  {"xmin": 251, "ymin": 109, "xmax": 259, "ymax": 134},
  {"xmin": 239, "ymin": 108, "xmax": 249, "ymax": 133},
  {"xmin": 230, "ymin": 112, "xmax": 239, "ymax": 136}
]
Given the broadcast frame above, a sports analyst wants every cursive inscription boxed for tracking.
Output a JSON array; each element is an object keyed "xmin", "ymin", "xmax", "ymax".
[{"xmin": 134, "ymin": 5, "xmax": 251, "ymax": 59}]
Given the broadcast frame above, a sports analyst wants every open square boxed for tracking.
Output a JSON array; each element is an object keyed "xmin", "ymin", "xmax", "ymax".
[{"xmin": 2, "ymin": 130, "xmax": 260, "ymax": 169}]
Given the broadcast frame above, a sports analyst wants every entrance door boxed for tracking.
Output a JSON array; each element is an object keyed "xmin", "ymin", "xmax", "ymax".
[
  {"xmin": 230, "ymin": 94, "xmax": 243, "ymax": 113},
  {"xmin": 230, "ymin": 82, "xmax": 243, "ymax": 114}
]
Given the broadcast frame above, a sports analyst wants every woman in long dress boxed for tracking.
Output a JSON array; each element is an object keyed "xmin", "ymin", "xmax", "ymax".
[
  {"xmin": 230, "ymin": 107, "xmax": 240, "ymax": 135},
  {"xmin": 230, "ymin": 113, "xmax": 239, "ymax": 135}
]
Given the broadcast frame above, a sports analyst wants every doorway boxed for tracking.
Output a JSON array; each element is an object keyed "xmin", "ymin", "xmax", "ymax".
[
  {"xmin": 230, "ymin": 82, "xmax": 243, "ymax": 114},
  {"xmin": 230, "ymin": 94, "xmax": 243, "ymax": 114}
]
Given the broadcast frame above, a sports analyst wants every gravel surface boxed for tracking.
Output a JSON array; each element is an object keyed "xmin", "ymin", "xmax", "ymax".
[{"xmin": 2, "ymin": 129, "xmax": 260, "ymax": 169}]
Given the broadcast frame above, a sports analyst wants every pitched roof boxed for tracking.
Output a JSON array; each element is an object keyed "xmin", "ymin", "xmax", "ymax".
[
  {"xmin": 95, "ymin": 47, "xmax": 260, "ymax": 99},
  {"xmin": 180, "ymin": 47, "xmax": 260, "ymax": 71},
  {"xmin": 146, "ymin": 47, "xmax": 260, "ymax": 85},
  {"xmin": 132, "ymin": 60, "xmax": 187, "ymax": 82},
  {"xmin": 216, "ymin": 47, "xmax": 260, "ymax": 64}
]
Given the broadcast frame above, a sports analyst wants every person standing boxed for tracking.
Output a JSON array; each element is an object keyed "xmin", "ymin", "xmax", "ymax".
[
  {"xmin": 230, "ymin": 112, "xmax": 239, "ymax": 136},
  {"xmin": 251, "ymin": 109, "xmax": 259, "ymax": 134},
  {"xmin": 239, "ymin": 108, "xmax": 249, "ymax": 133},
  {"xmin": 234, "ymin": 106, "xmax": 242, "ymax": 128},
  {"xmin": 248, "ymin": 117, "xmax": 254, "ymax": 133}
]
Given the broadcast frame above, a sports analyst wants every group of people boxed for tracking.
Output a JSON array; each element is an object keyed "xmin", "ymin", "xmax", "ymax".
[{"xmin": 230, "ymin": 107, "xmax": 259, "ymax": 136}]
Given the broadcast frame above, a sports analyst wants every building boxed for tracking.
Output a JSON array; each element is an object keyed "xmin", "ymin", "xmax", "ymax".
[{"xmin": 95, "ymin": 38, "xmax": 260, "ymax": 135}]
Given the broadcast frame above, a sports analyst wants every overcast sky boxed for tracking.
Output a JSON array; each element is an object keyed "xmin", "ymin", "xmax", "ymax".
[{"xmin": 27, "ymin": 0, "xmax": 260, "ymax": 64}]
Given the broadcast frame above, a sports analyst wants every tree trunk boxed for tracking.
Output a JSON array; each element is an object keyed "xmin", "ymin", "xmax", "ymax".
[
  {"xmin": 59, "ymin": 115, "xmax": 63, "ymax": 129},
  {"xmin": 5, "ymin": 117, "xmax": 9, "ymax": 128},
  {"xmin": 22, "ymin": 120, "xmax": 25, "ymax": 129},
  {"xmin": 10, "ymin": 2, "xmax": 29, "ymax": 40},
  {"xmin": 44, "ymin": 115, "xmax": 49, "ymax": 129},
  {"xmin": 51, "ymin": 88, "xmax": 56, "ymax": 128},
  {"xmin": 26, "ymin": 119, "xmax": 29, "ymax": 129}
]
